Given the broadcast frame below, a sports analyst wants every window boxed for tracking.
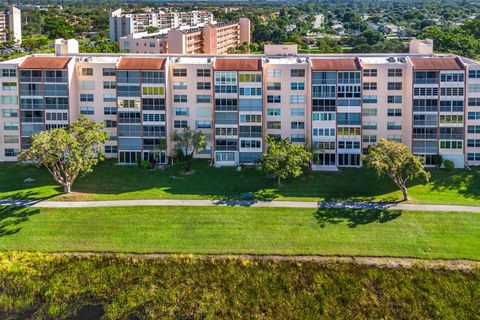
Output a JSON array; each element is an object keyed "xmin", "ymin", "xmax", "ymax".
[
  {"xmin": 267, "ymin": 95, "xmax": 281, "ymax": 103},
  {"xmin": 387, "ymin": 135, "xmax": 402, "ymax": 142},
  {"xmin": 363, "ymin": 69, "xmax": 377, "ymax": 77},
  {"xmin": 291, "ymin": 134, "xmax": 305, "ymax": 142},
  {"xmin": 468, "ymin": 153, "xmax": 480, "ymax": 161},
  {"xmin": 4, "ymin": 122, "xmax": 18, "ymax": 130},
  {"xmin": 468, "ymin": 125, "xmax": 480, "ymax": 134},
  {"xmin": 388, "ymin": 69, "xmax": 402, "ymax": 77},
  {"xmin": 388, "ymin": 96, "xmax": 402, "ymax": 104},
  {"xmin": 103, "ymin": 81, "xmax": 116, "ymax": 89},
  {"xmin": 174, "ymin": 120, "xmax": 188, "ymax": 128},
  {"xmin": 197, "ymin": 82, "xmax": 211, "ymax": 90},
  {"xmin": 197, "ymin": 69, "xmax": 210, "ymax": 77},
  {"xmin": 2, "ymin": 69, "xmax": 16, "ymax": 77},
  {"xmin": 240, "ymin": 114, "xmax": 261, "ymax": 123},
  {"xmin": 440, "ymin": 140, "xmax": 463, "ymax": 149},
  {"xmin": 215, "ymin": 85, "xmax": 237, "ymax": 94},
  {"xmin": 338, "ymin": 72, "xmax": 360, "ymax": 84},
  {"xmin": 104, "ymin": 107, "xmax": 117, "ymax": 115},
  {"xmin": 80, "ymin": 94, "xmax": 94, "ymax": 102},
  {"xmin": 79, "ymin": 80, "xmax": 95, "ymax": 90},
  {"xmin": 2, "ymin": 109, "xmax": 18, "ymax": 118},
  {"xmin": 215, "ymin": 72, "xmax": 237, "ymax": 85},
  {"xmin": 142, "ymin": 71, "xmax": 164, "ymax": 84},
  {"xmin": 4, "ymin": 135, "xmax": 18, "ymax": 144},
  {"xmin": 105, "ymin": 146, "xmax": 118, "ymax": 153},
  {"xmin": 363, "ymin": 82, "xmax": 377, "ymax": 90},
  {"xmin": 387, "ymin": 122, "xmax": 402, "ymax": 130},
  {"xmin": 173, "ymin": 82, "xmax": 187, "ymax": 90},
  {"xmin": 239, "ymin": 87, "xmax": 262, "ymax": 96},
  {"xmin": 291, "ymin": 69, "xmax": 305, "ymax": 77},
  {"xmin": 119, "ymin": 99, "xmax": 140, "ymax": 109},
  {"xmin": 467, "ymin": 139, "xmax": 480, "ymax": 147},
  {"xmin": 240, "ymin": 140, "xmax": 261, "ymax": 149},
  {"xmin": 2, "ymin": 82, "xmax": 16, "ymax": 91},
  {"xmin": 440, "ymin": 100, "xmax": 464, "ymax": 112},
  {"xmin": 362, "ymin": 108, "xmax": 377, "ymax": 116},
  {"xmin": 440, "ymin": 73, "xmax": 464, "ymax": 82},
  {"xmin": 363, "ymin": 135, "xmax": 377, "ymax": 143},
  {"xmin": 196, "ymin": 107, "xmax": 211, "ymax": 117},
  {"xmin": 267, "ymin": 108, "xmax": 280, "ymax": 116},
  {"xmin": 267, "ymin": 121, "xmax": 281, "ymax": 129},
  {"xmin": 414, "ymin": 87, "xmax": 438, "ymax": 96},
  {"xmin": 196, "ymin": 95, "xmax": 211, "ymax": 103},
  {"xmin": 267, "ymin": 82, "xmax": 281, "ymax": 90},
  {"xmin": 174, "ymin": 107, "xmax": 189, "ymax": 116},
  {"xmin": 105, "ymin": 120, "xmax": 116, "ymax": 128},
  {"xmin": 81, "ymin": 68, "xmax": 93, "ymax": 76},
  {"xmin": 267, "ymin": 69, "xmax": 281, "ymax": 77},
  {"xmin": 338, "ymin": 141, "xmax": 360, "ymax": 150},
  {"xmin": 469, "ymin": 70, "xmax": 480, "ymax": 79},
  {"xmin": 414, "ymin": 71, "xmax": 438, "ymax": 84},
  {"xmin": 196, "ymin": 120, "xmax": 212, "ymax": 129},
  {"xmin": 468, "ymin": 112, "xmax": 480, "ymax": 120},
  {"xmin": 239, "ymin": 73, "xmax": 261, "ymax": 83},
  {"xmin": 216, "ymin": 127, "xmax": 238, "ymax": 136},
  {"xmin": 442, "ymin": 87, "xmax": 465, "ymax": 96},
  {"xmin": 291, "ymin": 82, "xmax": 305, "ymax": 90},
  {"xmin": 1, "ymin": 95, "xmax": 18, "ymax": 105},
  {"xmin": 290, "ymin": 108, "xmax": 305, "ymax": 116},
  {"xmin": 440, "ymin": 115, "xmax": 463, "ymax": 124},
  {"xmin": 362, "ymin": 121, "xmax": 377, "ymax": 130},
  {"xmin": 80, "ymin": 107, "xmax": 94, "ymax": 115},
  {"xmin": 388, "ymin": 82, "xmax": 402, "ymax": 90},
  {"xmin": 363, "ymin": 95, "xmax": 377, "ymax": 104},
  {"xmin": 173, "ymin": 69, "xmax": 187, "ymax": 77},
  {"xmin": 312, "ymin": 112, "xmax": 335, "ymax": 121},
  {"xmin": 469, "ymin": 98, "xmax": 480, "ymax": 107},
  {"xmin": 291, "ymin": 121, "xmax": 305, "ymax": 129},
  {"xmin": 142, "ymin": 86, "xmax": 164, "ymax": 95},
  {"xmin": 103, "ymin": 68, "xmax": 116, "ymax": 76},
  {"xmin": 312, "ymin": 128, "xmax": 335, "ymax": 137},
  {"xmin": 387, "ymin": 108, "xmax": 402, "ymax": 117},
  {"xmin": 103, "ymin": 94, "xmax": 116, "ymax": 102},
  {"xmin": 290, "ymin": 95, "xmax": 305, "ymax": 104},
  {"xmin": 4, "ymin": 148, "xmax": 18, "ymax": 157},
  {"xmin": 173, "ymin": 95, "xmax": 187, "ymax": 103}
]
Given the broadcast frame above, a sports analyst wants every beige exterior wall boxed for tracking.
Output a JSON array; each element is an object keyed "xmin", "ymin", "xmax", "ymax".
[{"xmin": 3, "ymin": 50, "xmax": 480, "ymax": 169}]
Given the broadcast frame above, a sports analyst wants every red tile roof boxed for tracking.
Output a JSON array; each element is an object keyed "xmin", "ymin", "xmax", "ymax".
[
  {"xmin": 410, "ymin": 57, "xmax": 464, "ymax": 70},
  {"xmin": 215, "ymin": 58, "xmax": 261, "ymax": 71},
  {"xmin": 311, "ymin": 58, "xmax": 360, "ymax": 71},
  {"xmin": 19, "ymin": 57, "xmax": 71, "ymax": 69},
  {"xmin": 116, "ymin": 57, "xmax": 166, "ymax": 70}
]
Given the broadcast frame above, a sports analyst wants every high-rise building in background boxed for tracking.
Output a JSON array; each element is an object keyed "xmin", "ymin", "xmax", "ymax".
[
  {"xmin": 1, "ymin": 39, "xmax": 480, "ymax": 170},
  {"xmin": 0, "ymin": 6, "xmax": 22, "ymax": 45}
]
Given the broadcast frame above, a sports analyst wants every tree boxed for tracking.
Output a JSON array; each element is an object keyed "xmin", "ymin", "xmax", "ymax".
[
  {"xmin": 261, "ymin": 137, "xmax": 311, "ymax": 186},
  {"xmin": 362, "ymin": 139, "xmax": 430, "ymax": 201},
  {"xmin": 18, "ymin": 116, "xmax": 108, "ymax": 193},
  {"xmin": 172, "ymin": 128, "xmax": 206, "ymax": 172}
]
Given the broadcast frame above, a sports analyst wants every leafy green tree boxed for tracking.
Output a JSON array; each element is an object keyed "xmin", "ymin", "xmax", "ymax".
[
  {"xmin": 316, "ymin": 37, "xmax": 343, "ymax": 53},
  {"xmin": 145, "ymin": 26, "xmax": 159, "ymax": 34},
  {"xmin": 173, "ymin": 128, "xmax": 206, "ymax": 172},
  {"xmin": 44, "ymin": 16, "xmax": 74, "ymax": 39},
  {"xmin": 261, "ymin": 137, "xmax": 311, "ymax": 186},
  {"xmin": 18, "ymin": 116, "xmax": 108, "ymax": 193},
  {"xmin": 362, "ymin": 139, "xmax": 430, "ymax": 201}
]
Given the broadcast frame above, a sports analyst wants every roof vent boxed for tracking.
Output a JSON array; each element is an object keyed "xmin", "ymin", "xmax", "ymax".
[
  {"xmin": 387, "ymin": 57, "xmax": 395, "ymax": 63},
  {"xmin": 296, "ymin": 58, "xmax": 302, "ymax": 63},
  {"xmin": 207, "ymin": 58, "xmax": 211, "ymax": 63},
  {"xmin": 264, "ymin": 58, "xmax": 269, "ymax": 63},
  {"xmin": 398, "ymin": 57, "xmax": 406, "ymax": 63}
]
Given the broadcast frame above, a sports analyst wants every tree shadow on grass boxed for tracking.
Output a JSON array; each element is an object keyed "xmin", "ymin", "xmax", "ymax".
[
  {"xmin": 314, "ymin": 208, "xmax": 402, "ymax": 228},
  {"xmin": 0, "ymin": 205, "xmax": 40, "ymax": 236},
  {"xmin": 427, "ymin": 168, "xmax": 480, "ymax": 201}
]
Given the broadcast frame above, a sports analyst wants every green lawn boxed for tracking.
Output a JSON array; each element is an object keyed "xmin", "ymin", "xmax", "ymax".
[
  {"xmin": 1, "ymin": 160, "xmax": 480, "ymax": 205},
  {"xmin": 1, "ymin": 253, "xmax": 479, "ymax": 319},
  {"xmin": 1, "ymin": 205, "xmax": 479, "ymax": 259}
]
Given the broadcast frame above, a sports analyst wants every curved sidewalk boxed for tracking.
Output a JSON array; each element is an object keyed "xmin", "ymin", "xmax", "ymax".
[{"xmin": 2, "ymin": 198, "xmax": 480, "ymax": 212}]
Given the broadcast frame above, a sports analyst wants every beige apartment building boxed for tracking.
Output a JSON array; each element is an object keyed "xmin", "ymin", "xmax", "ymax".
[
  {"xmin": 119, "ymin": 18, "xmax": 251, "ymax": 55},
  {"xmin": 0, "ymin": 6, "xmax": 21, "ymax": 44},
  {"xmin": 109, "ymin": 8, "xmax": 214, "ymax": 42},
  {"xmin": 1, "ymin": 40, "xmax": 480, "ymax": 170}
]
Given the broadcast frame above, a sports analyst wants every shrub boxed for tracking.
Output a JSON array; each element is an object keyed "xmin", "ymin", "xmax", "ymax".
[
  {"xmin": 434, "ymin": 154, "xmax": 443, "ymax": 169},
  {"xmin": 443, "ymin": 159, "xmax": 454, "ymax": 171},
  {"xmin": 138, "ymin": 160, "xmax": 149, "ymax": 170}
]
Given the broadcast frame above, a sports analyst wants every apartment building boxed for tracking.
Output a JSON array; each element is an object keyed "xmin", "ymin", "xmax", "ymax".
[
  {"xmin": 2, "ymin": 40, "xmax": 480, "ymax": 170},
  {"xmin": 0, "ymin": 6, "xmax": 21, "ymax": 44},
  {"xmin": 119, "ymin": 18, "xmax": 250, "ymax": 55},
  {"xmin": 109, "ymin": 8, "xmax": 214, "ymax": 42}
]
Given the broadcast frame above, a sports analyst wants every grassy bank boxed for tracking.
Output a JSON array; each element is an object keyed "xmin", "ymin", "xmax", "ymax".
[
  {"xmin": 1, "ymin": 160, "xmax": 480, "ymax": 205},
  {"xmin": 1, "ymin": 206, "xmax": 479, "ymax": 259},
  {"xmin": 0, "ymin": 252, "xmax": 478, "ymax": 319}
]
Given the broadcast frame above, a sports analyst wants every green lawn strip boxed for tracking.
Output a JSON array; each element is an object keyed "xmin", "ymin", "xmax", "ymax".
[
  {"xmin": 0, "ymin": 252, "xmax": 479, "ymax": 319},
  {"xmin": 1, "ymin": 160, "xmax": 480, "ymax": 205},
  {"xmin": 0, "ymin": 205, "xmax": 479, "ymax": 259}
]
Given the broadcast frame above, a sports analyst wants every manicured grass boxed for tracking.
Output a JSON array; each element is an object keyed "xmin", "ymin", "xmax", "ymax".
[
  {"xmin": 1, "ymin": 160, "xmax": 480, "ymax": 205},
  {"xmin": 1, "ymin": 205, "xmax": 479, "ymax": 259},
  {"xmin": 1, "ymin": 252, "xmax": 479, "ymax": 319}
]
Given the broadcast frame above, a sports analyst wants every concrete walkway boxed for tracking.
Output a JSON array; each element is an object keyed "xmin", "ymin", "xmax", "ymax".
[{"xmin": 1, "ymin": 198, "xmax": 480, "ymax": 212}]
